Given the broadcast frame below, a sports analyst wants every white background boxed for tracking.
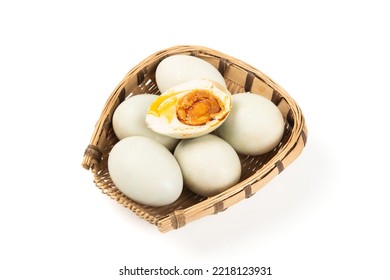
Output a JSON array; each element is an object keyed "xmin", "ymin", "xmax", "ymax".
[{"xmin": 1, "ymin": 0, "xmax": 389, "ymax": 279}]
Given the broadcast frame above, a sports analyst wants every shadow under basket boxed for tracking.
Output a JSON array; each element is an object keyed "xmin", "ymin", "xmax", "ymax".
[{"xmin": 81, "ymin": 45, "xmax": 308, "ymax": 233}]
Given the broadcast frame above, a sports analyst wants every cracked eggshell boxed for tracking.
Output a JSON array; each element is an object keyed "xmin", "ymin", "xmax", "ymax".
[
  {"xmin": 155, "ymin": 54, "xmax": 227, "ymax": 93},
  {"xmin": 146, "ymin": 79, "xmax": 232, "ymax": 139}
]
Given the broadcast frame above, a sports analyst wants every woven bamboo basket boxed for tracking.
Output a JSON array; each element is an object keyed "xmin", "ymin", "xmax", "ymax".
[{"xmin": 82, "ymin": 45, "xmax": 307, "ymax": 233}]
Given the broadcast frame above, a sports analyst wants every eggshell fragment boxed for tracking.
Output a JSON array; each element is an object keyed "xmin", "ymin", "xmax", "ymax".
[
  {"xmin": 174, "ymin": 134, "xmax": 241, "ymax": 197},
  {"xmin": 108, "ymin": 136, "xmax": 183, "ymax": 207},
  {"xmin": 216, "ymin": 93, "xmax": 285, "ymax": 155},
  {"xmin": 155, "ymin": 55, "xmax": 227, "ymax": 93}
]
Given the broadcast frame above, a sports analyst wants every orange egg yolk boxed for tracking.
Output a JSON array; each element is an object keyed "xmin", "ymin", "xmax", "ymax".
[{"xmin": 176, "ymin": 90, "xmax": 222, "ymax": 126}]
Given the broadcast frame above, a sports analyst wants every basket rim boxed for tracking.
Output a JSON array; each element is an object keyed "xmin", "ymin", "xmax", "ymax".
[{"xmin": 82, "ymin": 45, "xmax": 307, "ymax": 232}]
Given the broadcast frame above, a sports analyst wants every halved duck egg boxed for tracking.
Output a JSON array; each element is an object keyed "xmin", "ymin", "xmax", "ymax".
[{"xmin": 146, "ymin": 79, "xmax": 232, "ymax": 139}]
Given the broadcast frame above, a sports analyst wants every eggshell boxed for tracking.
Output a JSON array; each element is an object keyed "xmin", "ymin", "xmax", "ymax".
[
  {"xmin": 155, "ymin": 55, "xmax": 227, "ymax": 93},
  {"xmin": 174, "ymin": 134, "xmax": 241, "ymax": 197},
  {"xmin": 216, "ymin": 93, "xmax": 285, "ymax": 155},
  {"xmin": 112, "ymin": 94, "xmax": 179, "ymax": 151},
  {"xmin": 108, "ymin": 136, "xmax": 183, "ymax": 207}
]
